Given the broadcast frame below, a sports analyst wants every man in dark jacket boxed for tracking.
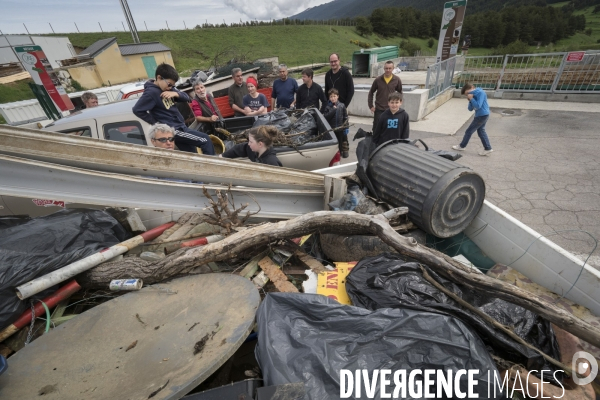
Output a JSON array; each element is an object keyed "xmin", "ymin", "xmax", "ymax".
[
  {"xmin": 324, "ymin": 53, "xmax": 354, "ymax": 107},
  {"xmin": 368, "ymin": 60, "xmax": 403, "ymax": 132},
  {"xmin": 296, "ymin": 68, "xmax": 326, "ymax": 111},
  {"xmin": 132, "ymin": 63, "xmax": 215, "ymax": 155}
]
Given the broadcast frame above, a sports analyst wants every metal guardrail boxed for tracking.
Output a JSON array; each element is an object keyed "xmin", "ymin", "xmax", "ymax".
[
  {"xmin": 454, "ymin": 51, "xmax": 600, "ymax": 94},
  {"xmin": 425, "ymin": 56, "xmax": 464, "ymax": 100}
]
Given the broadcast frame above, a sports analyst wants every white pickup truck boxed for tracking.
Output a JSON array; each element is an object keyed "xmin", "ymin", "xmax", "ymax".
[{"xmin": 42, "ymin": 99, "xmax": 339, "ymax": 171}]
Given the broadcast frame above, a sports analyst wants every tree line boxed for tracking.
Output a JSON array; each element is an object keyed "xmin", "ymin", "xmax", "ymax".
[{"xmin": 354, "ymin": 3, "xmax": 587, "ymax": 48}]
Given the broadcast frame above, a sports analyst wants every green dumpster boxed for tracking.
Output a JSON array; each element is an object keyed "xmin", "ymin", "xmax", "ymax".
[{"xmin": 351, "ymin": 46, "xmax": 399, "ymax": 77}]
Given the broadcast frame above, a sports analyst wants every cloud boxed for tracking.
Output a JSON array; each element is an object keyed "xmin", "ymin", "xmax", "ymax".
[{"xmin": 223, "ymin": 0, "xmax": 326, "ymax": 20}]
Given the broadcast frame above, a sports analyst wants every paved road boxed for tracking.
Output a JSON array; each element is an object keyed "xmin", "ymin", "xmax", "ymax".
[{"xmin": 343, "ymin": 98, "xmax": 600, "ymax": 268}]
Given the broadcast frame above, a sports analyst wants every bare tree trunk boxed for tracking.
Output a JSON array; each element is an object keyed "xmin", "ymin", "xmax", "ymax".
[{"xmin": 78, "ymin": 208, "xmax": 600, "ymax": 348}]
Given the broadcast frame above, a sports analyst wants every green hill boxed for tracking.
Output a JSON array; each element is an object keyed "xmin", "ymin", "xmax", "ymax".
[{"xmin": 60, "ymin": 26, "xmax": 402, "ymax": 75}]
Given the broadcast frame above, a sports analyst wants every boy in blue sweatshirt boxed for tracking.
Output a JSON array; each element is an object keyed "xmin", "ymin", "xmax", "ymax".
[
  {"xmin": 452, "ymin": 83, "xmax": 493, "ymax": 156},
  {"xmin": 133, "ymin": 63, "xmax": 215, "ymax": 155}
]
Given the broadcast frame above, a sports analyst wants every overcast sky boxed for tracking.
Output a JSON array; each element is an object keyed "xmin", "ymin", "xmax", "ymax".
[{"xmin": 0, "ymin": 0, "xmax": 331, "ymax": 35}]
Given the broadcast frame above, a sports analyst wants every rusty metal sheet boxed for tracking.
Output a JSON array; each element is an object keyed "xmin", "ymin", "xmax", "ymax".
[{"xmin": 0, "ymin": 274, "xmax": 260, "ymax": 400}]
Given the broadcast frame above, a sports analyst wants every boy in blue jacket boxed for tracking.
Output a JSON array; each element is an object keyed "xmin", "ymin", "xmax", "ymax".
[
  {"xmin": 133, "ymin": 63, "xmax": 215, "ymax": 155},
  {"xmin": 452, "ymin": 83, "xmax": 493, "ymax": 156}
]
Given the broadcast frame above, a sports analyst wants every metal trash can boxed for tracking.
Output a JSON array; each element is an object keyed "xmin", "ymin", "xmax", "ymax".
[{"xmin": 368, "ymin": 143, "xmax": 485, "ymax": 238}]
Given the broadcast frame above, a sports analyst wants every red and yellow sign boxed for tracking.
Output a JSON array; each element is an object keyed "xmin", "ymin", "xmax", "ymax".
[{"xmin": 317, "ymin": 262, "xmax": 357, "ymax": 305}]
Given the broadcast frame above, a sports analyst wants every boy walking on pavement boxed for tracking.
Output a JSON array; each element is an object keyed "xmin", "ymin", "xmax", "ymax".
[
  {"xmin": 372, "ymin": 92, "xmax": 409, "ymax": 147},
  {"xmin": 452, "ymin": 83, "xmax": 493, "ymax": 156},
  {"xmin": 133, "ymin": 63, "xmax": 215, "ymax": 155},
  {"xmin": 323, "ymin": 88, "xmax": 350, "ymax": 158}
]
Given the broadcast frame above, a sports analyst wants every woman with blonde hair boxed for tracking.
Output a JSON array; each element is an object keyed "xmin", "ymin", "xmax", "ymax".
[{"xmin": 220, "ymin": 125, "xmax": 282, "ymax": 166}]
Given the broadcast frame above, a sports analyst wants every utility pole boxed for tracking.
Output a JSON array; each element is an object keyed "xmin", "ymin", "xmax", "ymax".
[
  {"xmin": 144, "ymin": 21, "xmax": 148, "ymax": 31},
  {"xmin": 183, "ymin": 20, "xmax": 187, "ymax": 29},
  {"xmin": 122, "ymin": 21, "xmax": 126, "ymax": 31},
  {"xmin": 119, "ymin": 0, "xmax": 140, "ymax": 43},
  {"xmin": 49, "ymin": 23, "xmax": 55, "ymax": 34},
  {"xmin": 99, "ymin": 22, "xmax": 103, "ymax": 33},
  {"xmin": 74, "ymin": 22, "xmax": 80, "ymax": 33},
  {"xmin": 166, "ymin": 20, "xmax": 170, "ymax": 30}
]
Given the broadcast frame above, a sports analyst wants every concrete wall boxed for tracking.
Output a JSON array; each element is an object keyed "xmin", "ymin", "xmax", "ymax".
[
  {"xmin": 369, "ymin": 56, "xmax": 437, "ymax": 77},
  {"xmin": 453, "ymin": 89, "xmax": 600, "ymax": 103},
  {"xmin": 348, "ymin": 87, "xmax": 430, "ymax": 122},
  {"xmin": 421, "ymin": 88, "xmax": 455, "ymax": 119},
  {"xmin": 67, "ymin": 65, "xmax": 103, "ymax": 89}
]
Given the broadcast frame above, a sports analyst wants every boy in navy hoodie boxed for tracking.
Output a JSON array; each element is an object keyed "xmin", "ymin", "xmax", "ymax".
[
  {"xmin": 372, "ymin": 92, "xmax": 409, "ymax": 147},
  {"xmin": 453, "ymin": 83, "xmax": 493, "ymax": 156},
  {"xmin": 133, "ymin": 63, "xmax": 215, "ymax": 155}
]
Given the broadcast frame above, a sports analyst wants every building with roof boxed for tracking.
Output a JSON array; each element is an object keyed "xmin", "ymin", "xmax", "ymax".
[{"xmin": 59, "ymin": 37, "xmax": 174, "ymax": 89}]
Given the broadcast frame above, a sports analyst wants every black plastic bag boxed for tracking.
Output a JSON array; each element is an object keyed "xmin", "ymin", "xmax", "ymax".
[
  {"xmin": 411, "ymin": 138, "xmax": 463, "ymax": 161},
  {"xmin": 256, "ymin": 293, "xmax": 507, "ymax": 399},
  {"xmin": 345, "ymin": 255, "xmax": 563, "ymax": 385},
  {"xmin": 253, "ymin": 110, "xmax": 292, "ymax": 132},
  {"xmin": 289, "ymin": 111, "xmax": 318, "ymax": 144},
  {"xmin": 0, "ymin": 209, "xmax": 129, "ymax": 330}
]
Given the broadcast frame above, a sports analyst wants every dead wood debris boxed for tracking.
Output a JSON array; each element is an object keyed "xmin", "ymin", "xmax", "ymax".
[
  {"xmin": 188, "ymin": 322, "xmax": 199, "ymax": 332},
  {"xmin": 200, "ymin": 186, "xmax": 260, "ymax": 234},
  {"xmin": 258, "ymin": 256, "xmax": 299, "ymax": 293}
]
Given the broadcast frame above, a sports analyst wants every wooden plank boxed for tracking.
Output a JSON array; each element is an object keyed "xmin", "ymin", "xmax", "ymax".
[
  {"xmin": 238, "ymin": 251, "xmax": 268, "ymax": 279},
  {"xmin": 295, "ymin": 250, "xmax": 327, "ymax": 273},
  {"xmin": 257, "ymin": 256, "xmax": 299, "ymax": 293}
]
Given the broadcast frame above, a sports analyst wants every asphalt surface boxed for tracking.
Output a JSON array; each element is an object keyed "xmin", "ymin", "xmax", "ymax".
[{"xmin": 342, "ymin": 98, "xmax": 600, "ymax": 268}]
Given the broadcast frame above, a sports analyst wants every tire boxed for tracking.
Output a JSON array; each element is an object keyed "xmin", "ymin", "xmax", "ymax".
[{"xmin": 319, "ymin": 233, "xmax": 396, "ymax": 262}]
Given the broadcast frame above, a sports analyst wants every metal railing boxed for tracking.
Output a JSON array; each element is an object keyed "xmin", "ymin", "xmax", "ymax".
[
  {"xmin": 425, "ymin": 56, "xmax": 464, "ymax": 100},
  {"xmin": 454, "ymin": 55, "xmax": 504, "ymax": 89},
  {"xmin": 455, "ymin": 51, "xmax": 600, "ymax": 93},
  {"xmin": 554, "ymin": 52, "xmax": 600, "ymax": 92}
]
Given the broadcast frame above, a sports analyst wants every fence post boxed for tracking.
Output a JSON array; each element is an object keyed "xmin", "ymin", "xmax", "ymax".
[
  {"xmin": 550, "ymin": 53, "xmax": 568, "ymax": 94},
  {"xmin": 496, "ymin": 55, "xmax": 509, "ymax": 90}
]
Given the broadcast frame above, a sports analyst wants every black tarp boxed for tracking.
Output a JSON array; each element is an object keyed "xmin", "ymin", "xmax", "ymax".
[
  {"xmin": 345, "ymin": 255, "xmax": 563, "ymax": 385},
  {"xmin": 256, "ymin": 293, "xmax": 507, "ymax": 399},
  {"xmin": 0, "ymin": 209, "xmax": 129, "ymax": 330}
]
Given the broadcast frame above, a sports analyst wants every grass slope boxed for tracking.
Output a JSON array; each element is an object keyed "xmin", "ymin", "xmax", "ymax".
[
  {"xmin": 60, "ymin": 26, "xmax": 406, "ymax": 74},
  {"xmin": 0, "ymin": 79, "xmax": 35, "ymax": 105}
]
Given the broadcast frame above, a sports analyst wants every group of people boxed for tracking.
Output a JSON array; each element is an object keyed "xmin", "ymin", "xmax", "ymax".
[
  {"xmin": 128, "ymin": 56, "xmax": 491, "ymax": 173},
  {"xmin": 131, "ymin": 63, "xmax": 281, "ymax": 166}
]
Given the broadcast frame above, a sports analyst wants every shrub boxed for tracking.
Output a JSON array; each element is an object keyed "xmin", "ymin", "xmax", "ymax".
[
  {"xmin": 490, "ymin": 40, "xmax": 530, "ymax": 56},
  {"xmin": 374, "ymin": 42, "xmax": 381, "ymax": 47},
  {"xmin": 332, "ymin": 28, "xmax": 338, "ymax": 33},
  {"xmin": 585, "ymin": 28, "xmax": 593, "ymax": 36},
  {"xmin": 70, "ymin": 79, "xmax": 84, "ymax": 91},
  {"xmin": 427, "ymin": 38, "xmax": 435, "ymax": 48},
  {"xmin": 399, "ymin": 40, "xmax": 421, "ymax": 56},
  {"xmin": 355, "ymin": 16, "xmax": 373, "ymax": 37}
]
